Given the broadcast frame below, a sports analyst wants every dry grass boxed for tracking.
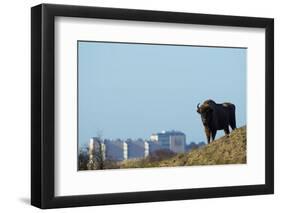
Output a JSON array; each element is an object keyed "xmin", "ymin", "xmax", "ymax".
[
  {"xmin": 120, "ymin": 126, "xmax": 246, "ymax": 169},
  {"xmin": 160, "ymin": 126, "xmax": 246, "ymax": 167}
]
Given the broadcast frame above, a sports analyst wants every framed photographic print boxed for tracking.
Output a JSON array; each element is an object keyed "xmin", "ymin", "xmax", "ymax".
[{"xmin": 31, "ymin": 3, "xmax": 274, "ymax": 209}]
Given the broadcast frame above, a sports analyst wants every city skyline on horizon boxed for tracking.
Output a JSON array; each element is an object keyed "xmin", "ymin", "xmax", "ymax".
[
  {"xmin": 78, "ymin": 41, "xmax": 247, "ymax": 147},
  {"xmin": 81, "ymin": 129, "xmax": 205, "ymax": 146}
]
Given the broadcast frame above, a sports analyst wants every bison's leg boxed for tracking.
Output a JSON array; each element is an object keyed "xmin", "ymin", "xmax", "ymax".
[
  {"xmin": 230, "ymin": 105, "xmax": 237, "ymax": 130},
  {"xmin": 224, "ymin": 126, "xmax": 230, "ymax": 136},
  {"xmin": 230, "ymin": 120, "xmax": 236, "ymax": 130},
  {"xmin": 205, "ymin": 127, "xmax": 211, "ymax": 144},
  {"xmin": 211, "ymin": 130, "xmax": 217, "ymax": 142}
]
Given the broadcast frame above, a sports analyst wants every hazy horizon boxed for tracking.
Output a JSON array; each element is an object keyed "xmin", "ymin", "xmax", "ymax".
[{"xmin": 78, "ymin": 41, "xmax": 247, "ymax": 146}]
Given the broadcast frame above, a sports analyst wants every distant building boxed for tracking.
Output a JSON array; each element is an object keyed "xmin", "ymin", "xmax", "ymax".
[
  {"xmin": 150, "ymin": 134, "xmax": 159, "ymax": 142},
  {"xmin": 146, "ymin": 140, "xmax": 162, "ymax": 154},
  {"xmin": 89, "ymin": 137, "xmax": 106, "ymax": 160},
  {"xmin": 103, "ymin": 139, "xmax": 128, "ymax": 161},
  {"xmin": 150, "ymin": 130, "xmax": 186, "ymax": 153},
  {"xmin": 126, "ymin": 139, "xmax": 149, "ymax": 159},
  {"xmin": 90, "ymin": 138, "xmax": 161, "ymax": 161},
  {"xmin": 88, "ymin": 137, "xmax": 106, "ymax": 169},
  {"xmin": 88, "ymin": 130, "xmax": 186, "ymax": 162}
]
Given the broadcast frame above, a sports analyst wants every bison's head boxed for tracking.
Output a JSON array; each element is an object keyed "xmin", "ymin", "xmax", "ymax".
[{"xmin": 197, "ymin": 103, "xmax": 213, "ymax": 126}]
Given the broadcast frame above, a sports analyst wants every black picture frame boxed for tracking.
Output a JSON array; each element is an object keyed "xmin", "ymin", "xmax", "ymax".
[{"xmin": 31, "ymin": 3, "xmax": 274, "ymax": 209}]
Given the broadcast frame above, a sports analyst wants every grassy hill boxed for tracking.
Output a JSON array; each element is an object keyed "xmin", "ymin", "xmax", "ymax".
[{"xmin": 121, "ymin": 126, "xmax": 246, "ymax": 168}]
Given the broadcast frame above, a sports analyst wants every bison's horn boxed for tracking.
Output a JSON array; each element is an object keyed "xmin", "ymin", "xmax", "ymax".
[{"xmin": 197, "ymin": 103, "xmax": 200, "ymax": 110}]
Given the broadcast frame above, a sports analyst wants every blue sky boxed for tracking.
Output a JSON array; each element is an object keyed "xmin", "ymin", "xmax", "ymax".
[{"xmin": 78, "ymin": 41, "xmax": 246, "ymax": 146}]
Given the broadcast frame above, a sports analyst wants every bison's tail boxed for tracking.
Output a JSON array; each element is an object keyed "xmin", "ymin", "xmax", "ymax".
[{"xmin": 230, "ymin": 104, "xmax": 236, "ymax": 130}]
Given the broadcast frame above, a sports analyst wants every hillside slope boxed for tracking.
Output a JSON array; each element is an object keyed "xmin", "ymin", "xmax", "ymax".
[
  {"xmin": 121, "ymin": 126, "xmax": 246, "ymax": 169},
  {"xmin": 160, "ymin": 125, "xmax": 247, "ymax": 167}
]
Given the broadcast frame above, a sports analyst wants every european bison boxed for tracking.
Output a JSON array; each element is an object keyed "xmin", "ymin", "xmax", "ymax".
[{"xmin": 197, "ymin": 99, "xmax": 236, "ymax": 144}]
